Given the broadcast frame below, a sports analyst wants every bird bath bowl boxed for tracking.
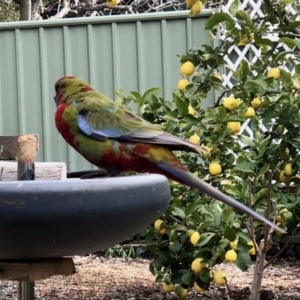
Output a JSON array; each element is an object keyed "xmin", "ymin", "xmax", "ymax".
[{"xmin": 0, "ymin": 174, "xmax": 170, "ymax": 260}]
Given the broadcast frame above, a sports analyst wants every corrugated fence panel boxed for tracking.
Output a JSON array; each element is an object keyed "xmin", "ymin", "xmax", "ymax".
[{"xmin": 0, "ymin": 11, "xmax": 213, "ymax": 171}]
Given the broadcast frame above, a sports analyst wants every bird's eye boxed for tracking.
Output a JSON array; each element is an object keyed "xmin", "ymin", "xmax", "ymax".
[{"xmin": 55, "ymin": 82, "xmax": 60, "ymax": 92}]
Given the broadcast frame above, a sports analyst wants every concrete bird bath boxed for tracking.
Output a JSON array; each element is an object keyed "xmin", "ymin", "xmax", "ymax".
[
  {"xmin": 0, "ymin": 174, "xmax": 170, "ymax": 259},
  {"xmin": 0, "ymin": 134, "xmax": 171, "ymax": 299}
]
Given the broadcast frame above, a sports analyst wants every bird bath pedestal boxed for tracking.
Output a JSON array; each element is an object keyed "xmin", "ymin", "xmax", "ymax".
[{"xmin": 0, "ymin": 135, "xmax": 171, "ymax": 299}]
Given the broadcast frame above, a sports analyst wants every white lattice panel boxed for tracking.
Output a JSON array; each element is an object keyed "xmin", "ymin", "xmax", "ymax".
[{"xmin": 218, "ymin": 0, "xmax": 297, "ymax": 141}]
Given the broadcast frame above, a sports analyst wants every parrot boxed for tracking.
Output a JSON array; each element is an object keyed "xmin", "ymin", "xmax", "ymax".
[{"xmin": 54, "ymin": 76, "xmax": 284, "ymax": 233}]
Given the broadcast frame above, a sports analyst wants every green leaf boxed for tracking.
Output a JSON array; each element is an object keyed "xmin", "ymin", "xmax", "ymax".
[
  {"xmin": 292, "ymin": 76, "xmax": 300, "ymax": 89},
  {"xmin": 199, "ymin": 268, "xmax": 212, "ymax": 283},
  {"xmin": 214, "ymin": 213, "xmax": 222, "ymax": 227},
  {"xmin": 169, "ymin": 240, "xmax": 182, "ymax": 253},
  {"xmin": 172, "ymin": 207, "xmax": 186, "ymax": 220},
  {"xmin": 174, "ymin": 96, "xmax": 188, "ymax": 115},
  {"xmin": 222, "ymin": 207, "xmax": 236, "ymax": 223},
  {"xmin": 236, "ymin": 251, "xmax": 252, "ymax": 271},
  {"xmin": 142, "ymin": 87, "xmax": 162, "ymax": 99},
  {"xmin": 236, "ymin": 10, "xmax": 252, "ymax": 27},
  {"xmin": 218, "ymin": 238, "xmax": 230, "ymax": 248},
  {"xmin": 136, "ymin": 247, "xmax": 147, "ymax": 256},
  {"xmin": 183, "ymin": 114, "xmax": 200, "ymax": 125},
  {"xmin": 257, "ymin": 164, "xmax": 270, "ymax": 178},
  {"xmin": 171, "ymin": 270, "xmax": 190, "ymax": 284},
  {"xmin": 274, "ymin": 51, "xmax": 294, "ymax": 64},
  {"xmin": 251, "ymin": 79, "xmax": 268, "ymax": 89},
  {"xmin": 198, "ymin": 233, "xmax": 216, "ymax": 246},
  {"xmin": 225, "ymin": 115, "xmax": 245, "ymax": 122},
  {"xmin": 209, "ymin": 248, "xmax": 225, "ymax": 267},
  {"xmin": 278, "ymin": 37, "xmax": 297, "ymax": 49},
  {"xmin": 224, "ymin": 226, "xmax": 237, "ymax": 241},
  {"xmin": 287, "ymin": 21, "xmax": 300, "ymax": 32},
  {"xmin": 229, "ymin": 0, "xmax": 242, "ymax": 16},
  {"xmin": 185, "ymin": 202, "xmax": 203, "ymax": 216},
  {"xmin": 238, "ymin": 135, "xmax": 256, "ymax": 146},
  {"xmin": 253, "ymin": 188, "xmax": 268, "ymax": 204},
  {"xmin": 234, "ymin": 161, "xmax": 254, "ymax": 173},
  {"xmin": 283, "ymin": 0, "xmax": 294, "ymax": 5},
  {"xmin": 164, "ymin": 111, "xmax": 178, "ymax": 121},
  {"xmin": 255, "ymin": 37, "xmax": 274, "ymax": 47},
  {"xmin": 237, "ymin": 232, "xmax": 251, "ymax": 243},
  {"xmin": 152, "ymin": 257, "xmax": 163, "ymax": 270},
  {"xmin": 205, "ymin": 13, "xmax": 235, "ymax": 30},
  {"xmin": 234, "ymin": 59, "xmax": 250, "ymax": 81},
  {"xmin": 182, "ymin": 271, "xmax": 192, "ymax": 285},
  {"xmin": 130, "ymin": 91, "xmax": 142, "ymax": 103}
]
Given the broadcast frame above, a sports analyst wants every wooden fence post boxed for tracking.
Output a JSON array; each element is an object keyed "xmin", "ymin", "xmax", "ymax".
[{"xmin": 17, "ymin": 135, "xmax": 37, "ymax": 300}]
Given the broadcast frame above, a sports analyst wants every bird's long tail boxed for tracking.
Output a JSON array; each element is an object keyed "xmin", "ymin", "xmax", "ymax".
[{"xmin": 157, "ymin": 162, "xmax": 285, "ymax": 234}]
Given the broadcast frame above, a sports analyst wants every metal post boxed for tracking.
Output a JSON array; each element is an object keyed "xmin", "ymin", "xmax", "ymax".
[
  {"xmin": 17, "ymin": 282, "xmax": 34, "ymax": 300},
  {"xmin": 17, "ymin": 135, "xmax": 37, "ymax": 300}
]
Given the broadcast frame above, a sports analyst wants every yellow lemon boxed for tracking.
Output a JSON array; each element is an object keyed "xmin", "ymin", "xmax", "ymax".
[
  {"xmin": 193, "ymin": 282, "xmax": 206, "ymax": 294},
  {"xmin": 284, "ymin": 163, "xmax": 293, "ymax": 176},
  {"xmin": 267, "ymin": 68, "xmax": 280, "ymax": 80},
  {"xmin": 279, "ymin": 170, "xmax": 292, "ymax": 185},
  {"xmin": 162, "ymin": 282, "xmax": 175, "ymax": 293},
  {"xmin": 181, "ymin": 61, "xmax": 195, "ymax": 76},
  {"xmin": 213, "ymin": 73, "xmax": 223, "ymax": 81},
  {"xmin": 209, "ymin": 163, "xmax": 222, "ymax": 176},
  {"xmin": 203, "ymin": 53, "xmax": 210, "ymax": 60},
  {"xmin": 202, "ymin": 144, "xmax": 213, "ymax": 157},
  {"xmin": 247, "ymin": 241, "xmax": 256, "ymax": 255},
  {"xmin": 154, "ymin": 219, "xmax": 164, "ymax": 230},
  {"xmin": 192, "ymin": 1, "xmax": 203, "ymax": 14},
  {"xmin": 229, "ymin": 240, "xmax": 238, "ymax": 250},
  {"xmin": 160, "ymin": 228, "xmax": 167, "ymax": 235},
  {"xmin": 251, "ymin": 97, "xmax": 262, "ymax": 109},
  {"xmin": 280, "ymin": 148, "xmax": 289, "ymax": 159},
  {"xmin": 227, "ymin": 122, "xmax": 241, "ymax": 135},
  {"xmin": 178, "ymin": 79, "xmax": 190, "ymax": 91},
  {"xmin": 107, "ymin": 0, "xmax": 119, "ymax": 7},
  {"xmin": 223, "ymin": 97, "xmax": 237, "ymax": 111},
  {"xmin": 190, "ymin": 231, "xmax": 201, "ymax": 246},
  {"xmin": 177, "ymin": 288, "xmax": 188, "ymax": 299},
  {"xmin": 185, "ymin": 0, "xmax": 197, "ymax": 7},
  {"xmin": 193, "ymin": 171, "xmax": 199, "ymax": 177},
  {"xmin": 276, "ymin": 215, "xmax": 282, "ymax": 222},
  {"xmin": 245, "ymin": 107, "xmax": 255, "ymax": 118},
  {"xmin": 188, "ymin": 104, "xmax": 195, "ymax": 115},
  {"xmin": 237, "ymin": 32, "xmax": 254, "ymax": 46},
  {"xmin": 213, "ymin": 270, "xmax": 227, "ymax": 286},
  {"xmin": 191, "ymin": 258, "xmax": 206, "ymax": 274},
  {"xmin": 189, "ymin": 134, "xmax": 200, "ymax": 145},
  {"xmin": 225, "ymin": 249, "xmax": 237, "ymax": 263}
]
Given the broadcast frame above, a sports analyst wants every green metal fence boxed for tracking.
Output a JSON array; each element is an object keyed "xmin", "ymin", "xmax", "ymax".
[{"xmin": 0, "ymin": 11, "xmax": 213, "ymax": 171}]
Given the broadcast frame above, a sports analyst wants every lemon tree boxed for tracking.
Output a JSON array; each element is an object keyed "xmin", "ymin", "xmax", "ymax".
[{"xmin": 119, "ymin": 0, "xmax": 300, "ymax": 297}]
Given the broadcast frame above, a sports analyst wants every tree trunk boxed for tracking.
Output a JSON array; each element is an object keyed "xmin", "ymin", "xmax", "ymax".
[
  {"xmin": 31, "ymin": 0, "xmax": 41, "ymax": 19},
  {"xmin": 19, "ymin": 0, "xmax": 31, "ymax": 20}
]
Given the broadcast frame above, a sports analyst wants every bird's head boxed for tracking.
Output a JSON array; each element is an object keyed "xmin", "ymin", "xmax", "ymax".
[{"xmin": 54, "ymin": 76, "xmax": 94, "ymax": 106}]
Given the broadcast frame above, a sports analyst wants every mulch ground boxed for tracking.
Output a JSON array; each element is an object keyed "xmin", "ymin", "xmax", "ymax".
[{"xmin": 0, "ymin": 256, "xmax": 300, "ymax": 299}]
